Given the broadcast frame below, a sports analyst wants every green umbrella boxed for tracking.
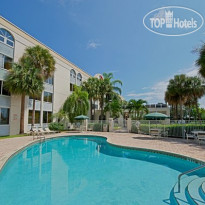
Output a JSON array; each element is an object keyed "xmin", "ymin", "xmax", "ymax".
[
  {"xmin": 144, "ymin": 112, "xmax": 169, "ymax": 120},
  {"xmin": 74, "ymin": 115, "xmax": 89, "ymax": 120}
]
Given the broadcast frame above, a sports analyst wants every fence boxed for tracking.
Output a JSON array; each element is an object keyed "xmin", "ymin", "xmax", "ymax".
[
  {"xmin": 86, "ymin": 119, "xmax": 205, "ymax": 138},
  {"xmin": 131, "ymin": 120, "xmax": 205, "ymax": 138}
]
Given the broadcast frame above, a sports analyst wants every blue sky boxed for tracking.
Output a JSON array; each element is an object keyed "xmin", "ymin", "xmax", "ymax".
[{"xmin": 1, "ymin": 0, "xmax": 205, "ymax": 105}]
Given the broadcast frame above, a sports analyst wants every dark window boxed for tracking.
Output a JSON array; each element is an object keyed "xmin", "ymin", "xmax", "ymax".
[
  {"xmin": 29, "ymin": 95, "xmax": 41, "ymax": 101},
  {"xmin": 44, "ymin": 91, "xmax": 53, "ymax": 103},
  {"xmin": 35, "ymin": 111, "xmax": 40, "ymax": 124},
  {"xmin": 28, "ymin": 110, "xmax": 32, "ymax": 124},
  {"xmin": 0, "ymin": 108, "xmax": 9, "ymax": 125},
  {"xmin": 4, "ymin": 56, "xmax": 12, "ymax": 70},
  {"xmin": 43, "ymin": 111, "xmax": 52, "ymax": 123},
  {"xmin": 70, "ymin": 83, "xmax": 74, "ymax": 91},
  {"xmin": 28, "ymin": 110, "xmax": 40, "ymax": 124},
  {"xmin": 0, "ymin": 81, "xmax": 10, "ymax": 96}
]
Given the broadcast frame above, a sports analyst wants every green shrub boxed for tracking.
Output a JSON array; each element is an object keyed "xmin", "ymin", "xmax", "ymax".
[
  {"xmin": 49, "ymin": 122, "xmax": 64, "ymax": 131},
  {"xmin": 93, "ymin": 123, "xmax": 102, "ymax": 131}
]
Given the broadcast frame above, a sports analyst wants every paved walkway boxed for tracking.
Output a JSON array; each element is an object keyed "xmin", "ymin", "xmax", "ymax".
[{"xmin": 0, "ymin": 132, "xmax": 205, "ymax": 170}]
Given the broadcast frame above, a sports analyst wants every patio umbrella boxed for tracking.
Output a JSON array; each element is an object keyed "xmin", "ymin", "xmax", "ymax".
[
  {"xmin": 144, "ymin": 112, "xmax": 169, "ymax": 120},
  {"xmin": 74, "ymin": 115, "xmax": 89, "ymax": 120}
]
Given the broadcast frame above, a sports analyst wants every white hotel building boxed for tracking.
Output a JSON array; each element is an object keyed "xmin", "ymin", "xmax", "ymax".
[{"xmin": 0, "ymin": 16, "xmax": 91, "ymax": 136}]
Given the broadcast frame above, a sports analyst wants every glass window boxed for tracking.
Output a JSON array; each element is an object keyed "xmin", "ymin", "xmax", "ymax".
[
  {"xmin": 77, "ymin": 73, "xmax": 82, "ymax": 86},
  {"xmin": 28, "ymin": 110, "xmax": 40, "ymax": 124},
  {"xmin": 43, "ymin": 111, "xmax": 52, "ymax": 123},
  {"xmin": 6, "ymin": 40, "xmax": 14, "ymax": 47},
  {"xmin": 0, "ymin": 36, "xmax": 4, "ymax": 42},
  {"xmin": 29, "ymin": 95, "xmax": 41, "ymax": 101},
  {"xmin": 70, "ymin": 69, "xmax": 76, "ymax": 84},
  {"xmin": 28, "ymin": 110, "xmax": 32, "ymax": 124},
  {"xmin": 44, "ymin": 91, "xmax": 53, "ymax": 103},
  {"xmin": 0, "ymin": 28, "xmax": 14, "ymax": 47},
  {"xmin": 0, "ymin": 108, "xmax": 9, "ymax": 125},
  {"xmin": 0, "ymin": 81, "xmax": 10, "ymax": 96},
  {"xmin": 35, "ymin": 111, "xmax": 40, "ymax": 124},
  {"xmin": 70, "ymin": 83, "xmax": 74, "ymax": 92},
  {"xmin": 4, "ymin": 56, "xmax": 12, "ymax": 70},
  {"xmin": 45, "ymin": 77, "xmax": 53, "ymax": 85}
]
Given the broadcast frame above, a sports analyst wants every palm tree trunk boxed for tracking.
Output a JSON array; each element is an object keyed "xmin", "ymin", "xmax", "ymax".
[
  {"xmin": 100, "ymin": 99, "xmax": 104, "ymax": 120},
  {"xmin": 32, "ymin": 99, "xmax": 36, "ymax": 127},
  {"xmin": 20, "ymin": 94, "xmax": 25, "ymax": 134},
  {"xmin": 90, "ymin": 98, "xmax": 93, "ymax": 120},
  {"xmin": 93, "ymin": 100, "xmax": 96, "ymax": 120},
  {"xmin": 180, "ymin": 99, "xmax": 183, "ymax": 120},
  {"xmin": 195, "ymin": 100, "xmax": 200, "ymax": 120},
  {"xmin": 176, "ymin": 104, "xmax": 178, "ymax": 120}
]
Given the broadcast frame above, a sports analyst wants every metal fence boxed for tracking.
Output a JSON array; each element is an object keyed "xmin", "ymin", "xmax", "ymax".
[
  {"xmin": 85, "ymin": 119, "xmax": 205, "ymax": 138},
  {"xmin": 131, "ymin": 120, "xmax": 205, "ymax": 138}
]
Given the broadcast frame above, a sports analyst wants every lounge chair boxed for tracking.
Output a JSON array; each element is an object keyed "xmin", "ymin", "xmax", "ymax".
[
  {"xmin": 31, "ymin": 127, "xmax": 45, "ymax": 140},
  {"xmin": 44, "ymin": 127, "xmax": 57, "ymax": 134},
  {"xmin": 184, "ymin": 130, "xmax": 195, "ymax": 140},
  {"xmin": 196, "ymin": 132, "xmax": 205, "ymax": 144},
  {"xmin": 38, "ymin": 127, "xmax": 48, "ymax": 134},
  {"xmin": 150, "ymin": 129, "xmax": 161, "ymax": 138}
]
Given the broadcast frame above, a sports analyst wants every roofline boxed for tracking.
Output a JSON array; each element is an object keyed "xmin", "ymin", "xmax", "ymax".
[{"xmin": 0, "ymin": 15, "xmax": 91, "ymax": 78}]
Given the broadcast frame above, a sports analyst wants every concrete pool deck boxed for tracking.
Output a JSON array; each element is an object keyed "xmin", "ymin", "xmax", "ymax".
[{"xmin": 0, "ymin": 132, "xmax": 205, "ymax": 171}]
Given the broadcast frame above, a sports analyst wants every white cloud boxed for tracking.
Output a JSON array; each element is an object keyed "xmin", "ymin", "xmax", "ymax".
[
  {"xmin": 126, "ymin": 66, "xmax": 205, "ymax": 106},
  {"xmin": 87, "ymin": 40, "xmax": 101, "ymax": 49}
]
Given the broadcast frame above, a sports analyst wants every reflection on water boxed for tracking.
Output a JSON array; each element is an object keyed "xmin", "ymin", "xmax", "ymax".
[{"xmin": 0, "ymin": 136, "xmax": 204, "ymax": 205}]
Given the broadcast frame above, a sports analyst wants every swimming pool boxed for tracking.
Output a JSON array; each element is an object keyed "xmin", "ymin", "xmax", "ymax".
[{"xmin": 0, "ymin": 136, "xmax": 204, "ymax": 205}]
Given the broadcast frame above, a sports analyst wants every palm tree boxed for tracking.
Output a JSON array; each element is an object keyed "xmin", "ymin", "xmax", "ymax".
[
  {"xmin": 82, "ymin": 77, "xmax": 99, "ymax": 120},
  {"xmin": 196, "ymin": 44, "xmax": 205, "ymax": 78},
  {"xmin": 186, "ymin": 76, "xmax": 205, "ymax": 119},
  {"xmin": 97, "ymin": 73, "xmax": 122, "ymax": 119},
  {"xmin": 4, "ymin": 63, "xmax": 44, "ymax": 133},
  {"xmin": 103, "ymin": 72, "xmax": 122, "ymax": 94},
  {"xmin": 20, "ymin": 45, "xmax": 56, "ymax": 126},
  {"xmin": 166, "ymin": 75, "xmax": 188, "ymax": 120},
  {"xmin": 63, "ymin": 86, "xmax": 89, "ymax": 123},
  {"xmin": 127, "ymin": 99, "xmax": 147, "ymax": 120}
]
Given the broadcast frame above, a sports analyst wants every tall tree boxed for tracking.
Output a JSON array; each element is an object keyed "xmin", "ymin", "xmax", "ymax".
[
  {"xmin": 82, "ymin": 77, "xmax": 99, "ymax": 120},
  {"xmin": 63, "ymin": 86, "xmax": 89, "ymax": 123},
  {"xmin": 127, "ymin": 99, "xmax": 147, "ymax": 120},
  {"xmin": 20, "ymin": 45, "xmax": 56, "ymax": 126},
  {"xmin": 196, "ymin": 44, "xmax": 205, "ymax": 78},
  {"xmin": 166, "ymin": 75, "xmax": 188, "ymax": 120},
  {"xmin": 4, "ymin": 63, "xmax": 44, "ymax": 133},
  {"xmin": 186, "ymin": 76, "xmax": 205, "ymax": 119}
]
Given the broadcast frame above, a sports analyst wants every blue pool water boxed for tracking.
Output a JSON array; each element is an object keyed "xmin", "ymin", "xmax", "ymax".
[{"xmin": 0, "ymin": 136, "xmax": 203, "ymax": 205}]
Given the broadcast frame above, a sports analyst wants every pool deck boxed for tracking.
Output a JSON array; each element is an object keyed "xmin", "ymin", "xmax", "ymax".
[{"xmin": 0, "ymin": 132, "xmax": 205, "ymax": 170}]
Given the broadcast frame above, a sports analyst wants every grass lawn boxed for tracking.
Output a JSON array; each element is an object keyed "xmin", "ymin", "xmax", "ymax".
[{"xmin": 0, "ymin": 134, "xmax": 28, "ymax": 140}]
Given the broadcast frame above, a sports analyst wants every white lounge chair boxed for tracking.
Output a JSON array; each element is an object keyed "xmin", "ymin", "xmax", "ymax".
[
  {"xmin": 44, "ymin": 127, "xmax": 57, "ymax": 134},
  {"xmin": 196, "ymin": 132, "xmax": 205, "ymax": 144}
]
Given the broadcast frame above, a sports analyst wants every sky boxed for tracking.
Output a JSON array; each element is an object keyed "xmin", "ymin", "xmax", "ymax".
[{"xmin": 1, "ymin": 0, "xmax": 205, "ymax": 105}]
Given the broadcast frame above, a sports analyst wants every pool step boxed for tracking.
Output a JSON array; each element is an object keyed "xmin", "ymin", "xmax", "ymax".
[
  {"xmin": 173, "ymin": 175, "xmax": 197, "ymax": 205},
  {"xmin": 173, "ymin": 176, "xmax": 205, "ymax": 205},
  {"xmin": 187, "ymin": 177, "xmax": 205, "ymax": 205}
]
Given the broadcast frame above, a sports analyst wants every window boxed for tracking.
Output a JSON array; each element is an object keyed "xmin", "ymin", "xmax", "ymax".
[
  {"xmin": 77, "ymin": 73, "xmax": 82, "ymax": 86},
  {"xmin": 28, "ymin": 110, "xmax": 40, "ymax": 124},
  {"xmin": 43, "ymin": 111, "xmax": 52, "ymax": 123},
  {"xmin": 0, "ymin": 108, "xmax": 9, "ymax": 125},
  {"xmin": 70, "ymin": 83, "xmax": 74, "ymax": 92},
  {"xmin": 44, "ymin": 91, "xmax": 53, "ymax": 103},
  {"xmin": 29, "ymin": 95, "xmax": 41, "ymax": 101},
  {"xmin": 0, "ymin": 81, "xmax": 10, "ymax": 96},
  {"xmin": 45, "ymin": 77, "xmax": 53, "ymax": 85},
  {"xmin": 70, "ymin": 69, "xmax": 76, "ymax": 84},
  {"xmin": 0, "ymin": 54, "xmax": 13, "ymax": 70},
  {"xmin": 0, "ymin": 28, "xmax": 14, "ymax": 47}
]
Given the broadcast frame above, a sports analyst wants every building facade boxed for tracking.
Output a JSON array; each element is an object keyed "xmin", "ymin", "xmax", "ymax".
[{"xmin": 0, "ymin": 16, "xmax": 91, "ymax": 136}]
